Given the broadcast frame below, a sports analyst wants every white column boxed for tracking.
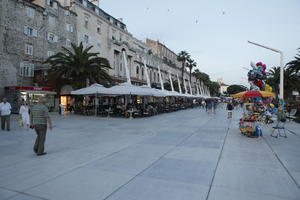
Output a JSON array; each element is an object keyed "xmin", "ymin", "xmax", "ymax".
[
  {"xmin": 198, "ymin": 82, "xmax": 202, "ymax": 95},
  {"xmin": 200, "ymin": 82, "xmax": 204, "ymax": 96},
  {"xmin": 183, "ymin": 78, "xmax": 188, "ymax": 94},
  {"xmin": 169, "ymin": 71, "xmax": 174, "ymax": 92},
  {"xmin": 158, "ymin": 65, "xmax": 164, "ymax": 91},
  {"xmin": 177, "ymin": 73, "xmax": 182, "ymax": 94},
  {"xmin": 122, "ymin": 50, "xmax": 131, "ymax": 84},
  {"xmin": 143, "ymin": 59, "xmax": 151, "ymax": 87},
  {"xmin": 196, "ymin": 83, "xmax": 199, "ymax": 95},
  {"xmin": 188, "ymin": 80, "xmax": 193, "ymax": 95}
]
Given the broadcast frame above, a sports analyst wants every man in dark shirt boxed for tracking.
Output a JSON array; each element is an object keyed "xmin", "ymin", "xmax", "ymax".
[{"xmin": 227, "ymin": 101, "xmax": 234, "ymax": 119}]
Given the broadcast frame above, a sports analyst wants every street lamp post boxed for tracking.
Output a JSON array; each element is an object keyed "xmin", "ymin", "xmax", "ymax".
[{"xmin": 248, "ymin": 41, "xmax": 284, "ymax": 99}]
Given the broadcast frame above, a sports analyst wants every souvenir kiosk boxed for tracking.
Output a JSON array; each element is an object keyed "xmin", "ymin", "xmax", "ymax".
[{"xmin": 233, "ymin": 62, "xmax": 275, "ymax": 137}]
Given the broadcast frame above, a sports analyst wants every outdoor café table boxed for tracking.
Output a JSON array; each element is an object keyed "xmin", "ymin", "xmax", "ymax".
[
  {"xmin": 105, "ymin": 108, "xmax": 113, "ymax": 118},
  {"xmin": 127, "ymin": 109, "xmax": 136, "ymax": 119}
]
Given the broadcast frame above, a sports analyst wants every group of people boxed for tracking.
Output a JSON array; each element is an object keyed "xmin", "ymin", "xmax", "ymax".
[
  {"xmin": 200, "ymin": 99, "xmax": 219, "ymax": 114},
  {"xmin": 0, "ymin": 97, "xmax": 52, "ymax": 156}
]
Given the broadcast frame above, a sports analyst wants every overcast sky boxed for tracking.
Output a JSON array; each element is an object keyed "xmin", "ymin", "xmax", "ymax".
[{"xmin": 101, "ymin": 0, "xmax": 300, "ymax": 86}]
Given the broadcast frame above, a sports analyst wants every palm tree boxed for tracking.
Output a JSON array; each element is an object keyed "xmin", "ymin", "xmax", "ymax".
[
  {"xmin": 186, "ymin": 58, "xmax": 197, "ymax": 84},
  {"xmin": 267, "ymin": 66, "xmax": 300, "ymax": 99},
  {"xmin": 44, "ymin": 42, "xmax": 111, "ymax": 90},
  {"xmin": 177, "ymin": 51, "xmax": 190, "ymax": 85},
  {"xmin": 286, "ymin": 48, "xmax": 300, "ymax": 75}
]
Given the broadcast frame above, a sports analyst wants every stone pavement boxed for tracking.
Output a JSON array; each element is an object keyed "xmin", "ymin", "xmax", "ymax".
[{"xmin": 0, "ymin": 107, "xmax": 299, "ymax": 200}]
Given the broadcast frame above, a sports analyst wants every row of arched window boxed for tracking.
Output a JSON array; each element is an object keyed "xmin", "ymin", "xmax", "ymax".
[{"xmin": 135, "ymin": 65, "xmax": 164, "ymax": 83}]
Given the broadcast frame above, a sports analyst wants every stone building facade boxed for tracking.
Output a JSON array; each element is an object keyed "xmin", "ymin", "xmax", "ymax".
[
  {"xmin": 0, "ymin": 0, "xmax": 200, "ymax": 97},
  {"xmin": 0, "ymin": 0, "xmax": 77, "ymax": 95}
]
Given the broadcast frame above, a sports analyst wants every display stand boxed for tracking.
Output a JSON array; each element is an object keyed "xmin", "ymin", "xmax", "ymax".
[{"xmin": 239, "ymin": 101, "xmax": 264, "ymax": 137}]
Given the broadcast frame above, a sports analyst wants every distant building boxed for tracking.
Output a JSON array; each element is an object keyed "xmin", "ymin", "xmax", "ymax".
[
  {"xmin": 219, "ymin": 81, "xmax": 229, "ymax": 95},
  {"xmin": 146, "ymin": 39, "xmax": 197, "ymax": 94}
]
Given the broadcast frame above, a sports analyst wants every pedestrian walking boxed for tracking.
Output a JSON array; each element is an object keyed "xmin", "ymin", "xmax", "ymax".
[
  {"xmin": 192, "ymin": 99, "xmax": 196, "ymax": 108},
  {"xmin": 201, "ymin": 100, "xmax": 206, "ymax": 109},
  {"xmin": 19, "ymin": 102, "xmax": 30, "ymax": 129},
  {"xmin": 207, "ymin": 100, "xmax": 213, "ymax": 114},
  {"xmin": 0, "ymin": 98, "xmax": 11, "ymax": 131},
  {"xmin": 227, "ymin": 101, "xmax": 234, "ymax": 119},
  {"xmin": 30, "ymin": 97, "xmax": 52, "ymax": 156},
  {"xmin": 213, "ymin": 99, "xmax": 218, "ymax": 114},
  {"xmin": 205, "ymin": 100, "xmax": 208, "ymax": 112}
]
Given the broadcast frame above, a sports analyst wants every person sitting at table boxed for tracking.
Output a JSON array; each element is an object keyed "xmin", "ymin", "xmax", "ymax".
[
  {"xmin": 115, "ymin": 103, "xmax": 123, "ymax": 116},
  {"xmin": 124, "ymin": 104, "xmax": 132, "ymax": 118}
]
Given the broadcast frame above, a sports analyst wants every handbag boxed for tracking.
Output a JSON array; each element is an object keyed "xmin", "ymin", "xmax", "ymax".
[{"xmin": 19, "ymin": 119, "xmax": 23, "ymax": 127}]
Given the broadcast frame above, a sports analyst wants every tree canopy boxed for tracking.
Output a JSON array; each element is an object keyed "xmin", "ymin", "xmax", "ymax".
[
  {"xmin": 44, "ymin": 42, "xmax": 111, "ymax": 90},
  {"xmin": 266, "ymin": 66, "xmax": 300, "ymax": 99},
  {"xmin": 227, "ymin": 84, "xmax": 247, "ymax": 95}
]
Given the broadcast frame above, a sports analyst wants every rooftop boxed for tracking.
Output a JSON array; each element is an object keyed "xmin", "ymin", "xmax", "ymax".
[{"xmin": 75, "ymin": 0, "xmax": 127, "ymax": 31}]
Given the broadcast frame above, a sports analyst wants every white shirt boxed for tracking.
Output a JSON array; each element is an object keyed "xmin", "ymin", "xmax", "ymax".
[
  {"xmin": 0, "ymin": 102, "xmax": 12, "ymax": 116},
  {"xmin": 19, "ymin": 105, "xmax": 29, "ymax": 115}
]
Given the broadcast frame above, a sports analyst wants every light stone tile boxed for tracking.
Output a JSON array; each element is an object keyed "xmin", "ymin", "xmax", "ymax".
[
  {"xmin": 213, "ymin": 162, "xmax": 300, "ymax": 199},
  {"xmin": 208, "ymin": 186, "xmax": 298, "ymax": 200},
  {"xmin": 107, "ymin": 177, "xmax": 209, "ymax": 200},
  {"xmin": 26, "ymin": 168, "xmax": 133, "ymax": 200},
  {"xmin": 165, "ymin": 146, "xmax": 220, "ymax": 162},
  {"xmin": 141, "ymin": 158, "xmax": 216, "ymax": 186},
  {"xmin": 0, "ymin": 188, "xmax": 18, "ymax": 200}
]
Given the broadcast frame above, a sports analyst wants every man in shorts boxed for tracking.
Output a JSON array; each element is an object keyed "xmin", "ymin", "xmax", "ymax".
[{"xmin": 227, "ymin": 101, "xmax": 234, "ymax": 119}]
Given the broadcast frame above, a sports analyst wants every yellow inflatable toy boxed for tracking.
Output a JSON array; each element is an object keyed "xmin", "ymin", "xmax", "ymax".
[{"xmin": 265, "ymin": 84, "xmax": 272, "ymax": 92}]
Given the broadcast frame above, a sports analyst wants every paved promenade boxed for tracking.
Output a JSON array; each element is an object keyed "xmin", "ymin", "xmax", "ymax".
[{"xmin": 0, "ymin": 107, "xmax": 299, "ymax": 200}]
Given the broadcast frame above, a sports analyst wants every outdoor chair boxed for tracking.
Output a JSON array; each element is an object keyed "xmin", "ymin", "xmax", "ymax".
[
  {"xmin": 163, "ymin": 105, "xmax": 170, "ymax": 113},
  {"xmin": 132, "ymin": 109, "xmax": 142, "ymax": 118},
  {"xmin": 143, "ymin": 109, "xmax": 150, "ymax": 117},
  {"xmin": 271, "ymin": 120, "xmax": 287, "ymax": 138},
  {"xmin": 286, "ymin": 109, "xmax": 297, "ymax": 121}
]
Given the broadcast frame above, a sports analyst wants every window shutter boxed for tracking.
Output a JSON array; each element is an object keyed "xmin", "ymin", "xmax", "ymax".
[
  {"xmin": 66, "ymin": 24, "xmax": 69, "ymax": 31},
  {"xmin": 33, "ymin": 29, "xmax": 38, "ymax": 37},
  {"xmin": 30, "ymin": 64, "xmax": 35, "ymax": 77},
  {"xmin": 24, "ymin": 63, "xmax": 28, "ymax": 77},
  {"xmin": 82, "ymin": 34, "xmax": 85, "ymax": 43},
  {"xmin": 29, "ymin": 64, "xmax": 32, "ymax": 77},
  {"xmin": 54, "ymin": 35, "xmax": 58, "ymax": 43},
  {"xmin": 70, "ymin": 25, "xmax": 74, "ymax": 32},
  {"xmin": 83, "ymin": 0, "xmax": 87, "ymax": 7},
  {"xmin": 47, "ymin": 33, "xmax": 50, "ymax": 41},
  {"xmin": 24, "ymin": 26, "xmax": 28, "ymax": 35},
  {"xmin": 19, "ymin": 62, "xmax": 24, "ymax": 76},
  {"xmin": 30, "ymin": 45, "xmax": 33, "ymax": 55},
  {"xmin": 53, "ymin": 2, "xmax": 58, "ymax": 9}
]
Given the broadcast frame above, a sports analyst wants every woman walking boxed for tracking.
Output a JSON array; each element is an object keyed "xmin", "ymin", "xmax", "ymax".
[{"xmin": 19, "ymin": 103, "xmax": 30, "ymax": 129}]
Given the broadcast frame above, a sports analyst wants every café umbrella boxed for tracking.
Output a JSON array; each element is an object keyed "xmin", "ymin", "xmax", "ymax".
[{"xmin": 232, "ymin": 90, "xmax": 275, "ymax": 98}]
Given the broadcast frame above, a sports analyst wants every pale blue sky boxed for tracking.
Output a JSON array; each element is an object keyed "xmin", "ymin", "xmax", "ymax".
[{"xmin": 101, "ymin": 0, "xmax": 300, "ymax": 86}]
